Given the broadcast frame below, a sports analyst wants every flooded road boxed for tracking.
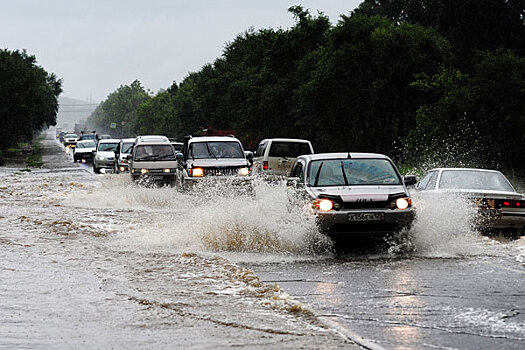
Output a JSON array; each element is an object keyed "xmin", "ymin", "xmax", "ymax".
[{"xmin": 1, "ymin": 131, "xmax": 524, "ymax": 349}]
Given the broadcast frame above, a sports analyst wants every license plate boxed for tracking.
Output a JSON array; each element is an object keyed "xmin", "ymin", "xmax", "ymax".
[{"xmin": 348, "ymin": 212, "xmax": 384, "ymax": 222}]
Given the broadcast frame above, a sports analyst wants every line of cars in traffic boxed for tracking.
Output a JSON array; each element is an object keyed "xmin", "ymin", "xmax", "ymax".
[{"xmin": 57, "ymin": 129, "xmax": 525, "ymax": 242}]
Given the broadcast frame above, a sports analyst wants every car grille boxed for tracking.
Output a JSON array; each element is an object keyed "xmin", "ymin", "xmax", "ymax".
[
  {"xmin": 203, "ymin": 167, "xmax": 240, "ymax": 176},
  {"xmin": 341, "ymin": 201, "xmax": 390, "ymax": 209}
]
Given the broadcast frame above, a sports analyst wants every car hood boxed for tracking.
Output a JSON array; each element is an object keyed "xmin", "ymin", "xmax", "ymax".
[
  {"xmin": 310, "ymin": 185, "xmax": 407, "ymax": 202},
  {"xmin": 432, "ymin": 189, "xmax": 524, "ymax": 200},
  {"xmin": 96, "ymin": 151, "xmax": 116, "ymax": 158},
  {"xmin": 74, "ymin": 148, "xmax": 95, "ymax": 154},
  {"xmin": 187, "ymin": 158, "xmax": 249, "ymax": 168}
]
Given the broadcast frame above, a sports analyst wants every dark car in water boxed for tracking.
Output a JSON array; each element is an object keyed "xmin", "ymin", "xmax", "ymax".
[{"xmin": 416, "ymin": 168, "xmax": 525, "ymax": 237}]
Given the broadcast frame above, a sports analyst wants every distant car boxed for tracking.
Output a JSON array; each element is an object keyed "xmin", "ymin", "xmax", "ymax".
[
  {"xmin": 63, "ymin": 133, "xmax": 79, "ymax": 147},
  {"xmin": 100, "ymin": 134, "xmax": 112, "ymax": 140},
  {"xmin": 176, "ymin": 136, "xmax": 252, "ymax": 190},
  {"xmin": 287, "ymin": 153, "xmax": 417, "ymax": 243},
  {"xmin": 79, "ymin": 131, "xmax": 99, "ymax": 144},
  {"xmin": 128, "ymin": 138, "xmax": 178, "ymax": 185},
  {"xmin": 114, "ymin": 138, "xmax": 135, "ymax": 173},
  {"xmin": 73, "ymin": 140, "xmax": 97, "ymax": 163},
  {"xmin": 170, "ymin": 141, "xmax": 183, "ymax": 153},
  {"xmin": 252, "ymin": 138, "xmax": 314, "ymax": 176},
  {"xmin": 93, "ymin": 139, "xmax": 120, "ymax": 173},
  {"xmin": 416, "ymin": 168, "xmax": 525, "ymax": 237}
]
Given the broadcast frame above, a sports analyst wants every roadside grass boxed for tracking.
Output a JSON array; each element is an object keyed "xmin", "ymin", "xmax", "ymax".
[{"xmin": 0, "ymin": 135, "xmax": 44, "ymax": 169}]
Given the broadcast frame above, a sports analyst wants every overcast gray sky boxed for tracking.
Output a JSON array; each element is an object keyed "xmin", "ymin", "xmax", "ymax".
[{"xmin": 1, "ymin": 0, "xmax": 362, "ymax": 102}]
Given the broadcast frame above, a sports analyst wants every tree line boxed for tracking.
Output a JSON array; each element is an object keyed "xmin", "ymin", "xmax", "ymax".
[
  {"xmin": 87, "ymin": 1, "xmax": 525, "ymax": 175},
  {"xmin": 0, "ymin": 49, "xmax": 62, "ymax": 150}
]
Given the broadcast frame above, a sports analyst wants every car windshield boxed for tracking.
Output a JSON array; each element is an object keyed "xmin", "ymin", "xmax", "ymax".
[
  {"xmin": 81, "ymin": 134, "xmax": 97, "ymax": 140},
  {"xmin": 134, "ymin": 144, "xmax": 176, "ymax": 161},
  {"xmin": 269, "ymin": 141, "xmax": 312, "ymax": 158},
  {"xmin": 308, "ymin": 158, "xmax": 401, "ymax": 187},
  {"xmin": 121, "ymin": 142, "xmax": 133, "ymax": 154},
  {"xmin": 76, "ymin": 141, "xmax": 96, "ymax": 148},
  {"xmin": 97, "ymin": 142, "xmax": 118, "ymax": 152},
  {"xmin": 189, "ymin": 141, "xmax": 244, "ymax": 159},
  {"xmin": 439, "ymin": 170, "xmax": 515, "ymax": 192}
]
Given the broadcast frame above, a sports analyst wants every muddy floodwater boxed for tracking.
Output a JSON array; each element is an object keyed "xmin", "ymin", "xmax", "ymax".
[{"xmin": 1, "ymin": 132, "xmax": 524, "ymax": 349}]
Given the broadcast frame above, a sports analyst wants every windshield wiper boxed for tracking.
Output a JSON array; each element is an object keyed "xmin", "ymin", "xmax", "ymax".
[
  {"xmin": 341, "ymin": 161, "xmax": 349, "ymax": 185},
  {"xmin": 205, "ymin": 143, "xmax": 218, "ymax": 159},
  {"xmin": 156, "ymin": 154, "xmax": 175, "ymax": 160},
  {"xmin": 313, "ymin": 162, "xmax": 324, "ymax": 187}
]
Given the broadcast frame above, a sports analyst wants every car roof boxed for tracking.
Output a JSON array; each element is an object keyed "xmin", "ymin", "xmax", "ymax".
[
  {"xmin": 97, "ymin": 139, "xmax": 120, "ymax": 143},
  {"xmin": 260, "ymin": 138, "xmax": 311, "ymax": 143},
  {"xmin": 298, "ymin": 152, "xmax": 390, "ymax": 162},
  {"xmin": 135, "ymin": 140, "xmax": 172, "ymax": 146},
  {"xmin": 428, "ymin": 167, "xmax": 503, "ymax": 174},
  {"xmin": 120, "ymin": 138, "xmax": 136, "ymax": 142},
  {"xmin": 77, "ymin": 139, "xmax": 96, "ymax": 144},
  {"xmin": 189, "ymin": 136, "xmax": 240, "ymax": 143}
]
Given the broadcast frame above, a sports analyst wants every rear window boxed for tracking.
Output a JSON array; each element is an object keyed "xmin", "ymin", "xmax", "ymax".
[{"xmin": 269, "ymin": 142, "xmax": 312, "ymax": 158}]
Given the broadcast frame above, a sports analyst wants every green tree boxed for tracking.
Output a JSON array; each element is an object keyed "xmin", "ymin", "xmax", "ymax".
[
  {"xmin": 0, "ymin": 49, "xmax": 62, "ymax": 149},
  {"xmin": 87, "ymin": 80, "xmax": 150, "ymax": 138}
]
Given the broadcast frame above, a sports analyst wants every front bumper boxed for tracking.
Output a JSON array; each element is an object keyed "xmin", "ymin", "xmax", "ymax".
[
  {"xmin": 94, "ymin": 158, "xmax": 115, "ymax": 168},
  {"xmin": 131, "ymin": 169, "xmax": 176, "ymax": 182},
  {"xmin": 316, "ymin": 208, "xmax": 416, "ymax": 237}
]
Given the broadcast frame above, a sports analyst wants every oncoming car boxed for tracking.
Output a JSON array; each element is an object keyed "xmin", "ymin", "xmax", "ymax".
[
  {"xmin": 63, "ymin": 133, "xmax": 78, "ymax": 147},
  {"xmin": 73, "ymin": 140, "xmax": 97, "ymax": 163},
  {"xmin": 287, "ymin": 153, "xmax": 417, "ymax": 243},
  {"xmin": 417, "ymin": 168, "xmax": 525, "ymax": 237},
  {"xmin": 114, "ymin": 138, "xmax": 135, "ymax": 173},
  {"xmin": 176, "ymin": 136, "xmax": 252, "ymax": 190},
  {"xmin": 128, "ymin": 139, "xmax": 177, "ymax": 185},
  {"xmin": 93, "ymin": 139, "xmax": 120, "ymax": 173}
]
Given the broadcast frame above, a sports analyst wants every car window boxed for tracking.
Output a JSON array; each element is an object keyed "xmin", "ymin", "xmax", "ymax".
[
  {"xmin": 76, "ymin": 141, "xmax": 96, "ymax": 148},
  {"xmin": 418, "ymin": 171, "xmax": 436, "ymax": 190},
  {"xmin": 439, "ymin": 170, "xmax": 515, "ymax": 191},
  {"xmin": 121, "ymin": 142, "xmax": 134, "ymax": 154},
  {"xmin": 268, "ymin": 142, "xmax": 312, "ymax": 158},
  {"xmin": 189, "ymin": 141, "xmax": 244, "ymax": 159},
  {"xmin": 426, "ymin": 171, "xmax": 438, "ymax": 189},
  {"xmin": 290, "ymin": 161, "xmax": 305, "ymax": 182},
  {"xmin": 255, "ymin": 142, "xmax": 267, "ymax": 157},
  {"xmin": 308, "ymin": 159, "xmax": 401, "ymax": 187},
  {"xmin": 97, "ymin": 142, "xmax": 118, "ymax": 152},
  {"xmin": 134, "ymin": 144, "xmax": 176, "ymax": 161}
]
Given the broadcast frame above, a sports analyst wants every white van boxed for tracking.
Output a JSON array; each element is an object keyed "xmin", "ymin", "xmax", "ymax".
[{"xmin": 251, "ymin": 138, "xmax": 314, "ymax": 176}]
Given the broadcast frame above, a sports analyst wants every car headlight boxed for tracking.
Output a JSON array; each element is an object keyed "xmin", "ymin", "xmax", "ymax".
[
  {"xmin": 141, "ymin": 168, "xmax": 148, "ymax": 175},
  {"xmin": 119, "ymin": 166, "xmax": 126, "ymax": 172},
  {"xmin": 238, "ymin": 167, "xmax": 249, "ymax": 176},
  {"xmin": 96, "ymin": 155, "xmax": 105, "ymax": 161},
  {"xmin": 163, "ymin": 168, "xmax": 172, "ymax": 173},
  {"xmin": 395, "ymin": 197, "xmax": 412, "ymax": 210},
  {"xmin": 313, "ymin": 198, "xmax": 334, "ymax": 212},
  {"xmin": 189, "ymin": 167, "xmax": 204, "ymax": 177}
]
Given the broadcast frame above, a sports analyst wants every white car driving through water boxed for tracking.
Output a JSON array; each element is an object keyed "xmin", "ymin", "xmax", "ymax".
[
  {"xmin": 416, "ymin": 168, "xmax": 525, "ymax": 237},
  {"xmin": 287, "ymin": 153, "xmax": 417, "ymax": 244},
  {"xmin": 176, "ymin": 136, "xmax": 252, "ymax": 191}
]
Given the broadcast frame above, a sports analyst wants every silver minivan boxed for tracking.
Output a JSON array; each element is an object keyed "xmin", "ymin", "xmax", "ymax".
[
  {"xmin": 128, "ymin": 139, "xmax": 178, "ymax": 185},
  {"xmin": 251, "ymin": 138, "xmax": 314, "ymax": 176}
]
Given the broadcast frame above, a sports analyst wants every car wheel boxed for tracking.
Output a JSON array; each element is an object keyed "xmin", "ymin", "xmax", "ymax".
[
  {"xmin": 114, "ymin": 162, "xmax": 119, "ymax": 174},
  {"xmin": 93, "ymin": 164, "xmax": 100, "ymax": 174},
  {"xmin": 73, "ymin": 156, "xmax": 77, "ymax": 163}
]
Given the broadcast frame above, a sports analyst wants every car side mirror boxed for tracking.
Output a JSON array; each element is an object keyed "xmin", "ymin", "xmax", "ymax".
[
  {"xmin": 125, "ymin": 155, "xmax": 132, "ymax": 161},
  {"xmin": 176, "ymin": 152, "xmax": 184, "ymax": 163},
  {"xmin": 404, "ymin": 175, "xmax": 418, "ymax": 187},
  {"xmin": 287, "ymin": 177, "xmax": 300, "ymax": 188}
]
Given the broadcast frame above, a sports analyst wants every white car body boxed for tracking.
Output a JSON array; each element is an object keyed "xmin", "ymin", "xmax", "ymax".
[{"xmin": 252, "ymin": 138, "xmax": 314, "ymax": 176}]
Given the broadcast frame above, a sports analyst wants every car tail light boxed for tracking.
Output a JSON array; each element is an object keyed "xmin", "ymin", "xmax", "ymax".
[{"xmin": 263, "ymin": 161, "xmax": 268, "ymax": 170}]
